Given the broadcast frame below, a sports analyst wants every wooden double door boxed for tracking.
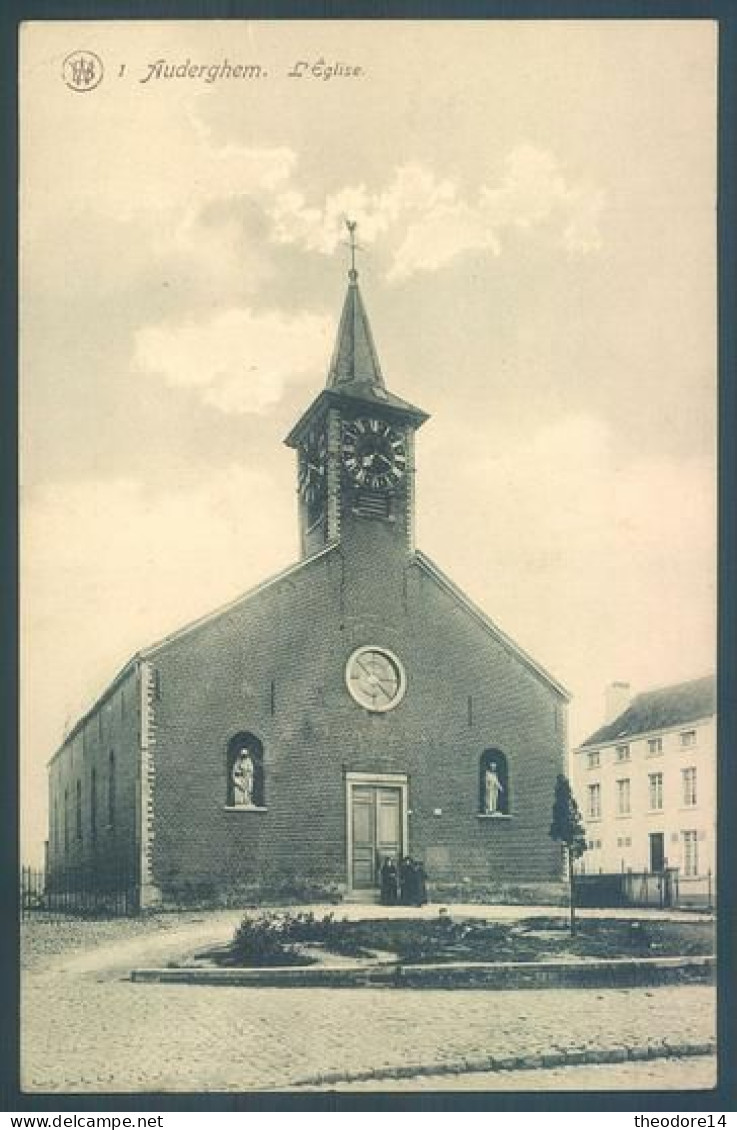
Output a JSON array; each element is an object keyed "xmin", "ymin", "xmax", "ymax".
[{"xmin": 350, "ymin": 784, "xmax": 403, "ymax": 890}]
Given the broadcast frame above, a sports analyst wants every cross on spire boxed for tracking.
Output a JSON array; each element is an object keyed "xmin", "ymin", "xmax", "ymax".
[{"xmin": 343, "ymin": 218, "xmax": 362, "ymax": 282}]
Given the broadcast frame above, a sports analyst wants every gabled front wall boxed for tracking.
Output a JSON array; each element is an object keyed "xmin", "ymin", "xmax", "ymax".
[{"xmin": 147, "ymin": 541, "xmax": 566, "ymax": 897}]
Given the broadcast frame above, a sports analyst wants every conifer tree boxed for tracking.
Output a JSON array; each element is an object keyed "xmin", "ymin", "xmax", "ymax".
[{"xmin": 549, "ymin": 774, "xmax": 587, "ymax": 934}]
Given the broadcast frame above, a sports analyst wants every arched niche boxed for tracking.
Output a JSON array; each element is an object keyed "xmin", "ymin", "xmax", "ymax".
[
  {"xmin": 226, "ymin": 732, "xmax": 265, "ymax": 809},
  {"xmin": 479, "ymin": 749, "xmax": 510, "ymax": 815}
]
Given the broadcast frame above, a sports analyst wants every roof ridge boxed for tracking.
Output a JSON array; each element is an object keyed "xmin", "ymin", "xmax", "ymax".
[
  {"xmin": 141, "ymin": 542, "xmax": 340, "ymax": 657},
  {"xmin": 49, "ymin": 543, "xmax": 342, "ymax": 763},
  {"xmin": 578, "ymin": 673, "xmax": 716, "ymax": 749},
  {"xmin": 414, "ymin": 549, "xmax": 570, "ymax": 699}
]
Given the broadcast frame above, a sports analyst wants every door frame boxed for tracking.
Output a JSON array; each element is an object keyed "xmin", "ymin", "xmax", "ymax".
[
  {"xmin": 345, "ymin": 772, "xmax": 409, "ymax": 892},
  {"xmin": 649, "ymin": 831, "xmax": 665, "ymax": 873}
]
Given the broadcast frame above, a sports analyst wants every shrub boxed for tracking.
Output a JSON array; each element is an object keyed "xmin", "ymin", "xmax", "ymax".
[
  {"xmin": 221, "ymin": 913, "xmax": 314, "ymax": 967},
  {"xmin": 279, "ymin": 912, "xmax": 371, "ymax": 957},
  {"xmin": 217, "ymin": 911, "xmax": 372, "ymax": 966}
]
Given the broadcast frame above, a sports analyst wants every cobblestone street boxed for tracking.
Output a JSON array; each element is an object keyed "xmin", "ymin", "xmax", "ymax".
[
  {"xmin": 316, "ymin": 1056, "xmax": 718, "ymax": 1092},
  {"xmin": 21, "ymin": 912, "xmax": 716, "ymax": 1095}
]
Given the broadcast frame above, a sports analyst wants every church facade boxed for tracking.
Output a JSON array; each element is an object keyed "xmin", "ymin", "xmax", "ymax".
[{"xmin": 47, "ymin": 260, "xmax": 569, "ymax": 905}]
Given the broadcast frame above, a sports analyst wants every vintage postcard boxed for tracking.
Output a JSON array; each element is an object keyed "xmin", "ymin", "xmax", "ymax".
[{"xmin": 19, "ymin": 19, "xmax": 717, "ymax": 1097}]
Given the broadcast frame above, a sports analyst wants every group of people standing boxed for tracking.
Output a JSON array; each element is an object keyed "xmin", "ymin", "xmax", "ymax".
[{"xmin": 379, "ymin": 855, "xmax": 428, "ymax": 906}]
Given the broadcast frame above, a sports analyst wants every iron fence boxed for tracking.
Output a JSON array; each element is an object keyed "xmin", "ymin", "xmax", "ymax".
[
  {"xmin": 574, "ymin": 868, "xmax": 713, "ymax": 911},
  {"xmin": 20, "ymin": 865, "xmax": 140, "ymax": 919}
]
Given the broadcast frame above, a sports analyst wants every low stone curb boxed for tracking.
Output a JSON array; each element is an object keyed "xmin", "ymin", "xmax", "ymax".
[
  {"xmin": 288, "ymin": 1040, "xmax": 717, "ymax": 1089},
  {"xmin": 131, "ymin": 954, "xmax": 715, "ymax": 990}
]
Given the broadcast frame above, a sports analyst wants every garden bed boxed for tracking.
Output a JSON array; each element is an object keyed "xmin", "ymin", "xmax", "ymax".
[{"xmin": 194, "ymin": 911, "xmax": 715, "ymax": 969}]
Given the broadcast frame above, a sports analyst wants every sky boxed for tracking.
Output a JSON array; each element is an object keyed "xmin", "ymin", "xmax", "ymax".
[{"xmin": 20, "ymin": 20, "xmax": 717, "ymax": 863}]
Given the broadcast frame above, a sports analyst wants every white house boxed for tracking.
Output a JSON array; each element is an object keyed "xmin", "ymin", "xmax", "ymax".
[{"xmin": 570, "ymin": 675, "xmax": 716, "ymax": 891}]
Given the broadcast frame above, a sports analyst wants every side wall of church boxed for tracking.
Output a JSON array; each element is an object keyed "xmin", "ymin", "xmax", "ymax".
[
  {"xmin": 47, "ymin": 665, "xmax": 142, "ymax": 887},
  {"xmin": 147, "ymin": 532, "xmax": 566, "ymax": 898}
]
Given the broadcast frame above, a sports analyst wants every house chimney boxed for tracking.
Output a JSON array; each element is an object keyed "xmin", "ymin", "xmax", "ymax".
[{"xmin": 605, "ymin": 681, "xmax": 631, "ymax": 725}]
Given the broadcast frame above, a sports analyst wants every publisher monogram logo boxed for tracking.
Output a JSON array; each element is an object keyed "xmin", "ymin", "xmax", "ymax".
[{"xmin": 62, "ymin": 50, "xmax": 104, "ymax": 92}]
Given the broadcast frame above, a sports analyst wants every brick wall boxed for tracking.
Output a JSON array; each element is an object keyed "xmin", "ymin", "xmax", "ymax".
[
  {"xmin": 47, "ymin": 665, "xmax": 141, "ymax": 886},
  {"xmin": 147, "ymin": 522, "xmax": 566, "ymax": 896}
]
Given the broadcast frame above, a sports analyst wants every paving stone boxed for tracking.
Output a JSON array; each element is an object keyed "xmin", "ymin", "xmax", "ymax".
[
  {"xmin": 327, "ymin": 1056, "xmax": 717, "ymax": 1092},
  {"xmin": 21, "ymin": 914, "xmax": 717, "ymax": 1093}
]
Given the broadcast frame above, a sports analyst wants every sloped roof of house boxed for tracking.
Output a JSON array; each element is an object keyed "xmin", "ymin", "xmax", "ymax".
[{"xmin": 578, "ymin": 674, "xmax": 716, "ymax": 748}]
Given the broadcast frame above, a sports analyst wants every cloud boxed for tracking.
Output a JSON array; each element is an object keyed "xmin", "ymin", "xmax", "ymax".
[
  {"xmin": 134, "ymin": 306, "xmax": 333, "ymax": 413},
  {"xmin": 266, "ymin": 147, "xmax": 605, "ymax": 279}
]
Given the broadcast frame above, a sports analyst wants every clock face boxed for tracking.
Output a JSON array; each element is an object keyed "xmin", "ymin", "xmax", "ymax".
[
  {"xmin": 342, "ymin": 418, "xmax": 406, "ymax": 490},
  {"xmin": 345, "ymin": 646, "xmax": 407, "ymax": 712},
  {"xmin": 298, "ymin": 427, "xmax": 327, "ymax": 508}
]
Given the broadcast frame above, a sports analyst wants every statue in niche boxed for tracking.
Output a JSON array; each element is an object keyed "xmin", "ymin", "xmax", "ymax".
[
  {"xmin": 232, "ymin": 748, "xmax": 255, "ymax": 807},
  {"xmin": 485, "ymin": 762, "xmax": 504, "ymax": 814}
]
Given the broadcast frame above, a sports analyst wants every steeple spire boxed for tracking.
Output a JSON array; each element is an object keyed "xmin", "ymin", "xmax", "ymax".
[
  {"xmin": 346, "ymin": 219, "xmax": 359, "ymax": 282},
  {"xmin": 327, "ymin": 220, "xmax": 386, "ymax": 392}
]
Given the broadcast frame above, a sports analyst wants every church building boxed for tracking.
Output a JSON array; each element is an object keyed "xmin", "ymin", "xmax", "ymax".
[{"xmin": 47, "ymin": 245, "xmax": 570, "ymax": 906}]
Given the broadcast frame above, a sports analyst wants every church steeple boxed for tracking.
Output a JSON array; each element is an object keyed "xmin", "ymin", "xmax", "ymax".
[
  {"xmin": 327, "ymin": 274, "xmax": 386, "ymax": 392},
  {"xmin": 285, "ymin": 222, "xmax": 429, "ymax": 560},
  {"xmin": 327, "ymin": 222, "xmax": 386, "ymax": 394}
]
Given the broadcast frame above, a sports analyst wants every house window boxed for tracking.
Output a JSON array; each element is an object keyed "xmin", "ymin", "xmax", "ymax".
[
  {"xmin": 615, "ymin": 744, "xmax": 630, "ymax": 762},
  {"xmin": 226, "ymin": 733, "xmax": 265, "ymax": 808},
  {"xmin": 648, "ymin": 772, "xmax": 663, "ymax": 811},
  {"xmin": 586, "ymin": 751, "xmax": 600, "ymax": 769},
  {"xmin": 616, "ymin": 778, "xmax": 631, "ymax": 816},
  {"xmin": 587, "ymin": 783, "xmax": 601, "ymax": 819},
  {"xmin": 63, "ymin": 787, "xmax": 69, "ymax": 852},
  {"xmin": 682, "ymin": 767, "xmax": 697, "ymax": 807},
  {"xmin": 682, "ymin": 830, "xmax": 698, "ymax": 877},
  {"xmin": 680, "ymin": 730, "xmax": 697, "ymax": 749},
  {"xmin": 647, "ymin": 737, "xmax": 663, "ymax": 755},
  {"xmin": 479, "ymin": 749, "xmax": 509, "ymax": 815},
  {"xmin": 108, "ymin": 750, "xmax": 116, "ymax": 828}
]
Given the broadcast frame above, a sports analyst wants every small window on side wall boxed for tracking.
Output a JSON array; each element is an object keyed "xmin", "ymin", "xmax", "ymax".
[
  {"xmin": 226, "ymin": 733, "xmax": 265, "ymax": 808},
  {"xmin": 479, "ymin": 749, "xmax": 509, "ymax": 815}
]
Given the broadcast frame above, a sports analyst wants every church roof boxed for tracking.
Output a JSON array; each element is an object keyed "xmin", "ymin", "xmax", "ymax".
[
  {"xmin": 327, "ymin": 274, "xmax": 386, "ymax": 391},
  {"xmin": 49, "ymin": 542, "xmax": 570, "ymax": 765},
  {"xmin": 414, "ymin": 551, "xmax": 571, "ymax": 700},
  {"xmin": 285, "ymin": 266, "xmax": 428, "ymax": 446},
  {"xmin": 577, "ymin": 674, "xmax": 716, "ymax": 748},
  {"xmin": 140, "ymin": 543, "xmax": 339, "ymax": 657},
  {"xmin": 47, "ymin": 545, "xmax": 341, "ymax": 765}
]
